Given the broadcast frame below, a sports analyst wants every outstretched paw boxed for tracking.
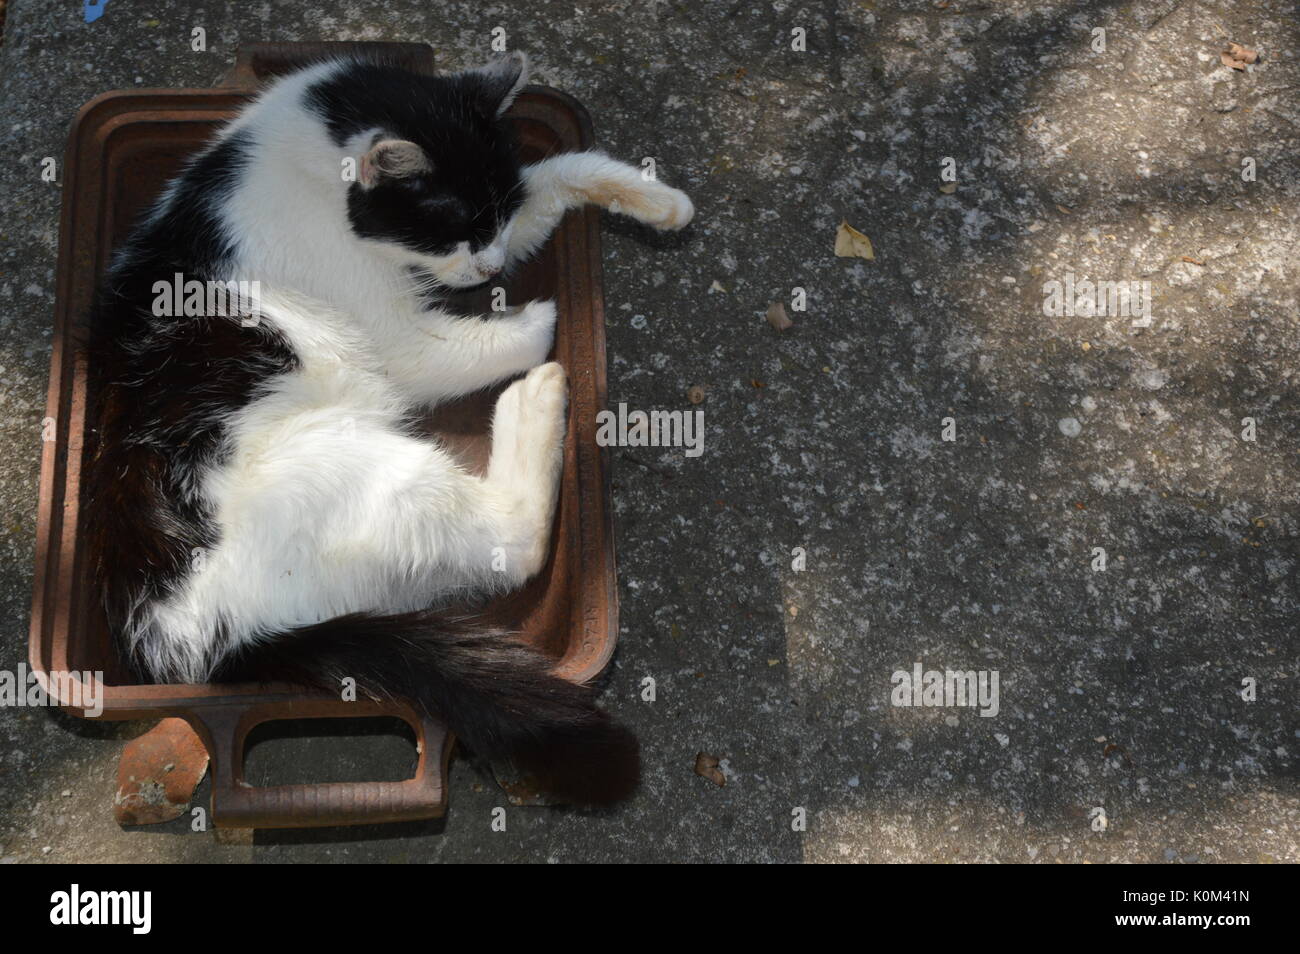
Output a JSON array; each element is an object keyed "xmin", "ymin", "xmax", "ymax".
[{"xmin": 609, "ymin": 180, "xmax": 695, "ymax": 231}]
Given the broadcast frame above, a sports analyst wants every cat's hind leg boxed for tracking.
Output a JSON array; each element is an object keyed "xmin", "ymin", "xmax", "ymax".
[
  {"xmin": 342, "ymin": 359, "xmax": 568, "ymax": 592},
  {"xmin": 484, "ymin": 361, "xmax": 568, "ymax": 582},
  {"xmin": 188, "ymin": 370, "xmax": 568, "ymax": 641}
]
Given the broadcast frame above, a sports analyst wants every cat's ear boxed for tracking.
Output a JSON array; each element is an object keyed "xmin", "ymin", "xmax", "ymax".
[
  {"xmin": 466, "ymin": 51, "xmax": 530, "ymax": 119},
  {"xmin": 359, "ymin": 139, "xmax": 431, "ymax": 188}
]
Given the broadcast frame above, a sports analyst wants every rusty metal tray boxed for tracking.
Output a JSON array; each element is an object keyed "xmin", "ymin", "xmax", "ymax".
[{"xmin": 28, "ymin": 43, "xmax": 618, "ymax": 829}]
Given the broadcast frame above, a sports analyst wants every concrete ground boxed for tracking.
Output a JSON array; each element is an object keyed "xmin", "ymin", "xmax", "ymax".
[{"xmin": 1, "ymin": 0, "xmax": 1296, "ymax": 863}]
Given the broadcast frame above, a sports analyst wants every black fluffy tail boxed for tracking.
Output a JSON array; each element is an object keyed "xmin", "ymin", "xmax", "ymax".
[{"xmin": 211, "ymin": 610, "xmax": 639, "ymax": 805}]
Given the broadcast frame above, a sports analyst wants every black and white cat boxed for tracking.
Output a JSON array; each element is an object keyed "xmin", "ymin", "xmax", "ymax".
[{"xmin": 84, "ymin": 52, "xmax": 693, "ymax": 801}]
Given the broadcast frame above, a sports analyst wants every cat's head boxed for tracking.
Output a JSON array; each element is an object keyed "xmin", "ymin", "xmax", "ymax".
[{"xmin": 339, "ymin": 54, "xmax": 531, "ymax": 290}]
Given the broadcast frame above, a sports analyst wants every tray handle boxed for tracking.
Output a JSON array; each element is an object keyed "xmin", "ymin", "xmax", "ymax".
[
  {"xmin": 217, "ymin": 41, "xmax": 438, "ymax": 88},
  {"xmin": 186, "ymin": 699, "xmax": 451, "ymax": 829}
]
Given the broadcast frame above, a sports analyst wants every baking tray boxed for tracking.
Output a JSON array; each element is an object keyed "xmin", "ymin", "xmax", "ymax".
[{"xmin": 28, "ymin": 42, "xmax": 618, "ymax": 828}]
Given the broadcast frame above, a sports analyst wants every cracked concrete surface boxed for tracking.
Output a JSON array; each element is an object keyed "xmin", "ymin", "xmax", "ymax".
[{"xmin": 0, "ymin": 0, "xmax": 1296, "ymax": 862}]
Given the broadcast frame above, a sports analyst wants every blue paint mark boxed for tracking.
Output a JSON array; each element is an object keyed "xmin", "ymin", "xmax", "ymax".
[{"xmin": 84, "ymin": 0, "xmax": 110, "ymax": 24}]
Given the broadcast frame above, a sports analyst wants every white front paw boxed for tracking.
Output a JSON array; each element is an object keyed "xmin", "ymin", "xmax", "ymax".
[
  {"xmin": 521, "ymin": 298, "xmax": 558, "ymax": 330},
  {"xmin": 517, "ymin": 298, "xmax": 558, "ymax": 368}
]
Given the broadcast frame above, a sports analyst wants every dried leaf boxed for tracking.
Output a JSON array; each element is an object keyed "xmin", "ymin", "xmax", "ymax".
[
  {"xmin": 694, "ymin": 753, "xmax": 726, "ymax": 787},
  {"xmin": 1221, "ymin": 42, "xmax": 1258, "ymax": 70},
  {"xmin": 834, "ymin": 220, "xmax": 875, "ymax": 260},
  {"xmin": 113, "ymin": 718, "xmax": 209, "ymax": 827},
  {"xmin": 766, "ymin": 301, "xmax": 793, "ymax": 331}
]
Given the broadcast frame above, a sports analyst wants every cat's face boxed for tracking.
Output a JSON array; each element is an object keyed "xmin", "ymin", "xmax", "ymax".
[{"xmin": 341, "ymin": 55, "xmax": 530, "ymax": 290}]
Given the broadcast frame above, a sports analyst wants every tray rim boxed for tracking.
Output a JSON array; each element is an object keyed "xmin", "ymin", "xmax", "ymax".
[{"xmin": 29, "ymin": 81, "xmax": 619, "ymax": 722}]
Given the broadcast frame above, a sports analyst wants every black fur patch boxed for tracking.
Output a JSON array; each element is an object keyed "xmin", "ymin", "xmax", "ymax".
[
  {"xmin": 83, "ymin": 127, "xmax": 298, "ymax": 673},
  {"xmin": 306, "ymin": 61, "xmax": 526, "ymax": 256}
]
